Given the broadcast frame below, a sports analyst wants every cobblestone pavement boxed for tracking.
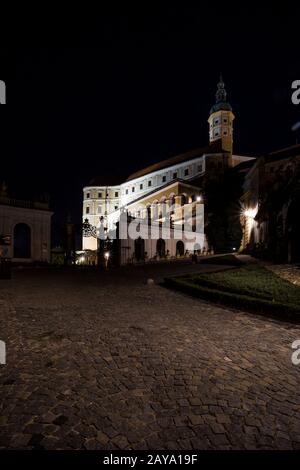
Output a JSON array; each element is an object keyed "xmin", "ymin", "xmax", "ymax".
[{"xmin": 1, "ymin": 266, "xmax": 300, "ymax": 450}]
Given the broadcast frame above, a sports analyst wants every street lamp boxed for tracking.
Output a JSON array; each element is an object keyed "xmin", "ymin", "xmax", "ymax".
[
  {"xmin": 242, "ymin": 205, "xmax": 258, "ymax": 250},
  {"xmin": 104, "ymin": 251, "xmax": 110, "ymax": 269}
]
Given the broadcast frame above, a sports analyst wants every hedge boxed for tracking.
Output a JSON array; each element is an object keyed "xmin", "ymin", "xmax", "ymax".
[{"xmin": 164, "ymin": 277, "xmax": 300, "ymax": 322}]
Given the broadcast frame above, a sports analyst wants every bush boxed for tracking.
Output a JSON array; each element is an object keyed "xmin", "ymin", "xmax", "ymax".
[{"xmin": 164, "ymin": 274, "xmax": 300, "ymax": 322}]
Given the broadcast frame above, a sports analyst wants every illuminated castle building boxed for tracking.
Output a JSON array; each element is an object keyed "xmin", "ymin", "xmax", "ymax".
[{"xmin": 82, "ymin": 77, "xmax": 252, "ymax": 264}]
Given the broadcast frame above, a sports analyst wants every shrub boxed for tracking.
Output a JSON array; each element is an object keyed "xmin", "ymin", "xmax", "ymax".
[{"xmin": 164, "ymin": 275, "xmax": 300, "ymax": 322}]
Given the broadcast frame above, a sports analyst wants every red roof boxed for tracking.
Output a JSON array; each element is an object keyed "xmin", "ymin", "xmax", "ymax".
[{"xmin": 126, "ymin": 140, "xmax": 226, "ymax": 181}]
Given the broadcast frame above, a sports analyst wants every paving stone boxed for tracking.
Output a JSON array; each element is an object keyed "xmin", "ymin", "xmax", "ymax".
[{"xmin": 1, "ymin": 267, "xmax": 300, "ymax": 449}]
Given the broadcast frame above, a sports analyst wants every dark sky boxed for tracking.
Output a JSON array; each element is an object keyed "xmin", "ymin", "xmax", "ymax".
[{"xmin": 0, "ymin": 6, "xmax": 300, "ymax": 243}]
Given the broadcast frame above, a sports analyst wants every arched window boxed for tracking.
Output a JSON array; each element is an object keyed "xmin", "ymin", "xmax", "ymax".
[{"xmin": 14, "ymin": 223, "xmax": 31, "ymax": 258}]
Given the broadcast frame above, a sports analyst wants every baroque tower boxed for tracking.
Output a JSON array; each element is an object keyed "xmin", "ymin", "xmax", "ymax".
[{"xmin": 208, "ymin": 75, "xmax": 235, "ymax": 156}]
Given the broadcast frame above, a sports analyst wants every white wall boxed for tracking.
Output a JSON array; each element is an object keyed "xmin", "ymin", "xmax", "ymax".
[{"xmin": 0, "ymin": 204, "xmax": 52, "ymax": 262}]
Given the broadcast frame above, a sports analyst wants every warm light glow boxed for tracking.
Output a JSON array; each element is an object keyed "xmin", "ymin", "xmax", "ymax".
[
  {"xmin": 196, "ymin": 195, "xmax": 202, "ymax": 202},
  {"xmin": 104, "ymin": 252, "xmax": 110, "ymax": 260},
  {"xmin": 80, "ymin": 256, "xmax": 85, "ymax": 263},
  {"xmin": 243, "ymin": 206, "xmax": 258, "ymax": 219}
]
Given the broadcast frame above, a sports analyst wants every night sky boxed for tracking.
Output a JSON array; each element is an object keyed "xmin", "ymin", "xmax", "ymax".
[{"xmin": 0, "ymin": 6, "xmax": 299, "ymax": 245}]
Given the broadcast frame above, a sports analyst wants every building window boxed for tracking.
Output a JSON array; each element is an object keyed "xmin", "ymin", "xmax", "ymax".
[
  {"xmin": 115, "ymin": 191, "xmax": 119, "ymax": 197},
  {"xmin": 132, "ymin": 187, "xmax": 135, "ymax": 192},
  {"xmin": 148, "ymin": 181, "xmax": 152, "ymax": 187},
  {"xmin": 198, "ymin": 164, "xmax": 202, "ymax": 173},
  {"xmin": 140, "ymin": 183, "xmax": 143, "ymax": 190},
  {"xmin": 173, "ymin": 172, "xmax": 177, "ymax": 179},
  {"xmin": 98, "ymin": 206, "xmax": 102, "ymax": 214},
  {"xmin": 86, "ymin": 193, "xmax": 90, "ymax": 199},
  {"xmin": 86, "ymin": 207, "xmax": 90, "ymax": 214},
  {"xmin": 98, "ymin": 192, "xmax": 102, "ymax": 198},
  {"xmin": 184, "ymin": 168, "xmax": 189, "ymax": 176},
  {"xmin": 223, "ymin": 130, "xmax": 228, "ymax": 136},
  {"xmin": 162, "ymin": 175, "xmax": 166, "ymax": 183},
  {"xmin": 126, "ymin": 189, "xmax": 128, "ymax": 195},
  {"xmin": 223, "ymin": 118, "xmax": 228, "ymax": 124},
  {"xmin": 115, "ymin": 205, "xmax": 118, "ymax": 210}
]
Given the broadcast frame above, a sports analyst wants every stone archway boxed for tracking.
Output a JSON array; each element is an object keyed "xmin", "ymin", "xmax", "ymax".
[
  {"xmin": 156, "ymin": 238, "xmax": 166, "ymax": 257},
  {"xmin": 176, "ymin": 240, "xmax": 184, "ymax": 256},
  {"xmin": 14, "ymin": 223, "xmax": 31, "ymax": 259},
  {"xmin": 134, "ymin": 237, "xmax": 145, "ymax": 261}
]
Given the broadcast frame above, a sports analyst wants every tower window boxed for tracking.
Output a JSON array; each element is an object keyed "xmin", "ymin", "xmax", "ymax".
[
  {"xmin": 132, "ymin": 187, "xmax": 135, "ymax": 192},
  {"xmin": 162, "ymin": 175, "xmax": 166, "ymax": 183},
  {"xmin": 223, "ymin": 118, "xmax": 228, "ymax": 124},
  {"xmin": 198, "ymin": 164, "xmax": 203, "ymax": 173},
  {"xmin": 115, "ymin": 191, "xmax": 119, "ymax": 197},
  {"xmin": 148, "ymin": 180, "xmax": 152, "ymax": 187},
  {"xmin": 223, "ymin": 130, "xmax": 228, "ymax": 136},
  {"xmin": 86, "ymin": 207, "xmax": 90, "ymax": 214},
  {"xmin": 98, "ymin": 192, "xmax": 102, "ymax": 198},
  {"xmin": 184, "ymin": 168, "xmax": 189, "ymax": 176},
  {"xmin": 140, "ymin": 183, "xmax": 143, "ymax": 190},
  {"xmin": 173, "ymin": 172, "xmax": 177, "ymax": 179},
  {"xmin": 126, "ymin": 189, "xmax": 128, "ymax": 195},
  {"xmin": 86, "ymin": 193, "xmax": 90, "ymax": 199}
]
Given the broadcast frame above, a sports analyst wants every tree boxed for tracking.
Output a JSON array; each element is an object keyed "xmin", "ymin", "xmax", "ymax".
[{"xmin": 205, "ymin": 169, "xmax": 243, "ymax": 253}]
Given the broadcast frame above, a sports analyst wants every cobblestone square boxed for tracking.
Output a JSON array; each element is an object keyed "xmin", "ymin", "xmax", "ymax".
[{"xmin": 1, "ymin": 265, "xmax": 300, "ymax": 450}]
